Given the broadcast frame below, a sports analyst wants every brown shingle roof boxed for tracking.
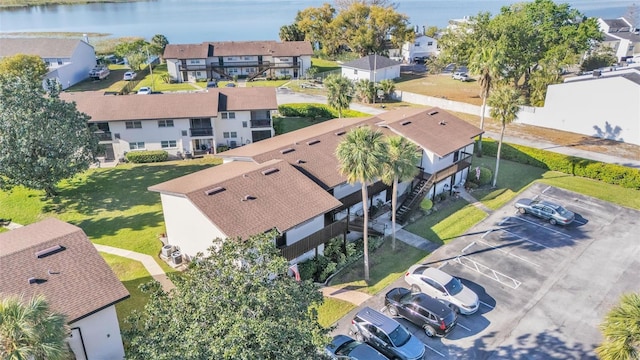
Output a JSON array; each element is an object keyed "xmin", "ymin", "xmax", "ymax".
[
  {"xmin": 163, "ymin": 43, "xmax": 210, "ymax": 59},
  {"xmin": 149, "ymin": 160, "xmax": 341, "ymax": 238},
  {"xmin": 0, "ymin": 38, "xmax": 88, "ymax": 58},
  {"xmin": 0, "ymin": 218, "xmax": 129, "ymax": 323},
  {"xmin": 60, "ymin": 88, "xmax": 276, "ymax": 122},
  {"xmin": 163, "ymin": 41, "xmax": 313, "ymax": 59}
]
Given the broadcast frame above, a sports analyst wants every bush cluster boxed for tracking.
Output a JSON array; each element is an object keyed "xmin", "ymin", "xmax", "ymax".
[
  {"xmin": 466, "ymin": 166, "xmax": 492, "ymax": 186},
  {"xmin": 125, "ymin": 150, "xmax": 168, "ymax": 163},
  {"xmin": 278, "ymin": 104, "xmax": 333, "ymax": 118},
  {"xmin": 481, "ymin": 140, "xmax": 640, "ymax": 189}
]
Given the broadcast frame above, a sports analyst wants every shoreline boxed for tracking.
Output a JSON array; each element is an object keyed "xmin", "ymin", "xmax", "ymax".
[{"xmin": 0, "ymin": 0, "xmax": 136, "ymax": 9}]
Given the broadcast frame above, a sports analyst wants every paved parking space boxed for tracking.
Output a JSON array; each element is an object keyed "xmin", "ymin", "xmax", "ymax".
[{"xmin": 330, "ymin": 183, "xmax": 640, "ymax": 359}]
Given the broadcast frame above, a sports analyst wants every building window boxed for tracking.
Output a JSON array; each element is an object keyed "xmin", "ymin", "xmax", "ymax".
[
  {"xmin": 223, "ymin": 132, "xmax": 230, "ymax": 138},
  {"xmin": 161, "ymin": 140, "xmax": 177, "ymax": 148},
  {"xmin": 354, "ymin": 69, "xmax": 358, "ymax": 75},
  {"xmin": 129, "ymin": 142, "xmax": 145, "ymax": 150},
  {"xmin": 242, "ymin": 121, "xmax": 247, "ymax": 128},
  {"xmin": 230, "ymin": 132, "xmax": 237, "ymax": 138},
  {"xmin": 125, "ymin": 121, "xmax": 142, "ymax": 129},
  {"xmin": 414, "ymin": 42, "xmax": 420, "ymax": 46},
  {"xmin": 181, "ymin": 130, "xmax": 188, "ymax": 136},
  {"xmin": 158, "ymin": 120, "xmax": 174, "ymax": 127},
  {"xmin": 227, "ymin": 57, "xmax": 234, "ymax": 60},
  {"xmin": 453, "ymin": 150, "xmax": 460, "ymax": 162},
  {"xmin": 221, "ymin": 112, "xmax": 235, "ymax": 119},
  {"xmin": 57, "ymin": 58, "xmax": 64, "ymax": 65},
  {"xmin": 244, "ymin": 56, "xmax": 251, "ymax": 60},
  {"xmin": 281, "ymin": 69, "xmax": 290, "ymax": 74},
  {"xmin": 114, "ymin": 133, "xmax": 121, "ymax": 139},
  {"xmin": 427, "ymin": 41, "xmax": 433, "ymax": 46}
]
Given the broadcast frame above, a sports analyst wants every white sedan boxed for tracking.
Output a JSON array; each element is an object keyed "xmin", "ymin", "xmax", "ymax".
[
  {"xmin": 404, "ymin": 265, "xmax": 479, "ymax": 315},
  {"xmin": 137, "ymin": 87, "xmax": 152, "ymax": 95},
  {"xmin": 123, "ymin": 71, "xmax": 137, "ymax": 81}
]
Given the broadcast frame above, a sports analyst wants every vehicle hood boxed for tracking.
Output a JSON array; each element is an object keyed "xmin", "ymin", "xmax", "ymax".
[
  {"xmin": 394, "ymin": 335, "xmax": 425, "ymax": 360},
  {"xmin": 455, "ymin": 286, "xmax": 479, "ymax": 307},
  {"xmin": 516, "ymin": 199, "xmax": 533, "ymax": 206}
]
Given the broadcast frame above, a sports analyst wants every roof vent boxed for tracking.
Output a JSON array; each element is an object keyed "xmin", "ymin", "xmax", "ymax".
[
  {"xmin": 35, "ymin": 245, "xmax": 65, "ymax": 259},
  {"xmin": 401, "ymin": 121, "xmax": 412, "ymax": 126},
  {"xmin": 243, "ymin": 174, "xmax": 249, "ymax": 178},
  {"xmin": 242, "ymin": 195, "xmax": 256, "ymax": 201},
  {"xmin": 335, "ymin": 130, "xmax": 346, "ymax": 136},
  {"xmin": 307, "ymin": 139, "xmax": 320, "ymax": 146},
  {"xmin": 297, "ymin": 159, "xmax": 306, "ymax": 164},
  {"xmin": 28, "ymin": 277, "xmax": 46, "ymax": 285},
  {"xmin": 204, "ymin": 186, "xmax": 225, "ymax": 196},
  {"xmin": 280, "ymin": 148, "xmax": 295, "ymax": 154},
  {"xmin": 428, "ymin": 111, "xmax": 439, "ymax": 116},
  {"xmin": 439, "ymin": 120, "xmax": 447, "ymax": 125},
  {"xmin": 261, "ymin": 168, "xmax": 279, "ymax": 176}
]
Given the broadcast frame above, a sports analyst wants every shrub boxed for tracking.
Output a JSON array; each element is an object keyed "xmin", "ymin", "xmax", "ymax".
[
  {"xmin": 216, "ymin": 145, "xmax": 229, "ymax": 153},
  {"xmin": 420, "ymin": 199, "xmax": 433, "ymax": 210},
  {"xmin": 297, "ymin": 260, "xmax": 317, "ymax": 281},
  {"xmin": 481, "ymin": 139, "xmax": 640, "ymax": 189},
  {"xmin": 125, "ymin": 150, "xmax": 168, "ymax": 163},
  {"xmin": 467, "ymin": 166, "xmax": 492, "ymax": 186},
  {"xmin": 277, "ymin": 103, "xmax": 369, "ymax": 119}
]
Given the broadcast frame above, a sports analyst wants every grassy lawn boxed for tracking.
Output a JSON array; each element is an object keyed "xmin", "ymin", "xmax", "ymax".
[
  {"xmin": 316, "ymin": 298, "xmax": 356, "ymax": 328},
  {"xmin": 328, "ymin": 239, "xmax": 429, "ymax": 295},
  {"xmin": 395, "ymin": 73, "xmax": 483, "ymax": 105},
  {"xmin": 312, "ymin": 58, "xmax": 341, "ymax": 73},
  {"xmin": 246, "ymin": 79, "xmax": 290, "ymax": 87},
  {"xmin": 275, "ymin": 116, "xmax": 333, "ymax": 134}
]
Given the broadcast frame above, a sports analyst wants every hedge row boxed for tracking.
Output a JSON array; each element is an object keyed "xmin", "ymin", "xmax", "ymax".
[
  {"xmin": 277, "ymin": 103, "xmax": 369, "ymax": 119},
  {"xmin": 481, "ymin": 139, "xmax": 640, "ymax": 189},
  {"xmin": 125, "ymin": 150, "xmax": 169, "ymax": 163}
]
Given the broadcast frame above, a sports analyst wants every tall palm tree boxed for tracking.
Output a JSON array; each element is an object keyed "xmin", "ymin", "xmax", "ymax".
[
  {"xmin": 381, "ymin": 136, "xmax": 420, "ymax": 251},
  {"xmin": 0, "ymin": 295, "xmax": 70, "ymax": 360},
  {"xmin": 354, "ymin": 79, "xmax": 375, "ymax": 103},
  {"xmin": 597, "ymin": 292, "xmax": 640, "ymax": 360},
  {"xmin": 487, "ymin": 85, "xmax": 523, "ymax": 188},
  {"xmin": 467, "ymin": 46, "xmax": 502, "ymax": 156},
  {"xmin": 336, "ymin": 126, "xmax": 387, "ymax": 281},
  {"xmin": 325, "ymin": 74, "xmax": 354, "ymax": 118}
]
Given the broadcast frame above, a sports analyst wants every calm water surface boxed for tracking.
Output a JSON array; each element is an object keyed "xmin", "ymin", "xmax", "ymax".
[{"xmin": 0, "ymin": 0, "xmax": 634, "ymax": 43}]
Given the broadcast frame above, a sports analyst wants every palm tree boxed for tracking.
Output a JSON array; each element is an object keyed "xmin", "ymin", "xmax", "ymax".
[
  {"xmin": 597, "ymin": 292, "xmax": 640, "ymax": 360},
  {"xmin": 381, "ymin": 136, "xmax": 420, "ymax": 251},
  {"xmin": 336, "ymin": 126, "xmax": 387, "ymax": 281},
  {"xmin": 325, "ymin": 74, "xmax": 354, "ymax": 118},
  {"xmin": 378, "ymin": 79, "xmax": 396, "ymax": 101},
  {"xmin": 487, "ymin": 85, "xmax": 523, "ymax": 188},
  {"xmin": 354, "ymin": 79, "xmax": 375, "ymax": 103},
  {"xmin": 467, "ymin": 46, "xmax": 502, "ymax": 156},
  {"xmin": 0, "ymin": 295, "xmax": 70, "ymax": 360}
]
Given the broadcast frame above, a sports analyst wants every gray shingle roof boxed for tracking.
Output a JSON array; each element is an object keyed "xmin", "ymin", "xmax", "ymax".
[
  {"xmin": 163, "ymin": 41, "xmax": 313, "ymax": 59},
  {"xmin": 341, "ymin": 55, "xmax": 402, "ymax": 71},
  {"xmin": 0, "ymin": 38, "xmax": 89, "ymax": 58}
]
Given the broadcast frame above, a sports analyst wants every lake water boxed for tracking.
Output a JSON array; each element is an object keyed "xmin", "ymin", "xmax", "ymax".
[{"xmin": 0, "ymin": 0, "xmax": 634, "ymax": 44}]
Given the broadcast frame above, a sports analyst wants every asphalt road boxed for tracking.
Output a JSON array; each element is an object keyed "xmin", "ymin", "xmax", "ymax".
[{"xmin": 330, "ymin": 183, "xmax": 640, "ymax": 359}]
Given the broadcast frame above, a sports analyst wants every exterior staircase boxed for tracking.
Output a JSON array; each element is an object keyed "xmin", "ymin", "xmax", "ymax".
[{"xmin": 396, "ymin": 174, "xmax": 436, "ymax": 224}]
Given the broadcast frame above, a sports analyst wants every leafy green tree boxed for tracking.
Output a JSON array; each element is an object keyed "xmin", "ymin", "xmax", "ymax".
[
  {"xmin": 114, "ymin": 39, "xmax": 149, "ymax": 69},
  {"xmin": 150, "ymin": 34, "xmax": 169, "ymax": 57},
  {"xmin": 580, "ymin": 47, "xmax": 617, "ymax": 72},
  {"xmin": 0, "ymin": 295, "xmax": 70, "ymax": 360},
  {"xmin": 0, "ymin": 54, "xmax": 48, "ymax": 85},
  {"xmin": 336, "ymin": 126, "xmax": 387, "ymax": 281},
  {"xmin": 528, "ymin": 59, "xmax": 562, "ymax": 106},
  {"xmin": 324, "ymin": 74, "xmax": 354, "ymax": 118},
  {"xmin": 279, "ymin": 23, "xmax": 305, "ymax": 42},
  {"xmin": 296, "ymin": 4, "xmax": 336, "ymax": 51},
  {"xmin": 0, "ymin": 76, "xmax": 99, "ymax": 197},
  {"xmin": 487, "ymin": 85, "xmax": 523, "ymax": 187},
  {"xmin": 378, "ymin": 79, "xmax": 395, "ymax": 100},
  {"xmin": 381, "ymin": 136, "xmax": 420, "ymax": 250},
  {"xmin": 125, "ymin": 232, "xmax": 329, "ymax": 359},
  {"xmin": 467, "ymin": 46, "xmax": 503, "ymax": 156},
  {"xmin": 597, "ymin": 292, "xmax": 640, "ymax": 360},
  {"xmin": 354, "ymin": 78, "xmax": 375, "ymax": 103}
]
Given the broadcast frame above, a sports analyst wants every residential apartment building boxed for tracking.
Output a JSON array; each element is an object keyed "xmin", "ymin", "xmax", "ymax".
[
  {"xmin": 0, "ymin": 218, "xmax": 130, "ymax": 360},
  {"xmin": 150, "ymin": 108, "xmax": 482, "ymax": 264},
  {"xmin": 0, "ymin": 37, "xmax": 97, "ymax": 89},
  {"xmin": 163, "ymin": 40, "xmax": 313, "ymax": 82},
  {"xmin": 597, "ymin": 17, "xmax": 640, "ymax": 62},
  {"xmin": 61, "ymin": 88, "xmax": 277, "ymax": 161},
  {"xmin": 401, "ymin": 34, "xmax": 438, "ymax": 62}
]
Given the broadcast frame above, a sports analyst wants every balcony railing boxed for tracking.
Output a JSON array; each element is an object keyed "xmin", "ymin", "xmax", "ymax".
[
  {"xmin": 190, "ymin": 127, "xmax": 213, "ymax": 137},
  {"xmin": 95, "ymin": 131, "xmax": 112, "ymax": 141},
  {"xmin": 250, "ymin": 119, "xmax": 271, "ymax": 128},
  {"xmin": 280, "ymin": 221, "xmax": 348, "ymax": 261}
]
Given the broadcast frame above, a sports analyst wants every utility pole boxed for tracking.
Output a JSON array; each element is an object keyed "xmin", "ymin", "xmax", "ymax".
[
  {"xmin": 373, "ymin": 53, "xmax": 377, "ymax": 104},
  {"xmin": 146, "ymin": 47, "xmax": 155, "ymax": 91}
]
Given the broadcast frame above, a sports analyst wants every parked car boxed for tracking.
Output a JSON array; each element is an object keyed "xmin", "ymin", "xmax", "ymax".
[
  {"xmin": 325, "ymin": 335, "xmax": 389, "ymax": 360},
  {"xmin": 385, "ymin": 287, "xmax": 457, "ymax": 337},
  {"xmin": 452, "ymin": 72, "xmax": 470, "ymax": 81},
  {"xmin": 225, "ymin": 82, "xmax": 236, "ymax": 87},
  {"xmin": 137, "ymin": 87, "xmax": 152, "ymax": 95},
  {"xmin": 123, "ymin": 71, "xmax": 137, "ymax": 81},
  {"xmin": 514, "ymin": 198, "xmax": 575, "ymax": 225},
  {"xmin": 89, "ymin": 66, "xmax": 110, "ymax": 80},
  {"xmin": 206, "ymin": 80, "xmax": 218, "ymax": 88},
  {"xmin": 350, "ymin": 307, "xmax": 425, "ymax": 360},
  {"xmin": 404, "ymin": 265, "xmax": 479, "ymax": 315}
]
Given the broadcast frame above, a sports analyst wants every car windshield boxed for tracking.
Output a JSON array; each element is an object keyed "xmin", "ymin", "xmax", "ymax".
[
  {"xmin": 335, "ymin": 340, "xmax": 359, "ymax": 355},
  {"xmin": 444, "ymin": 277, "xmax": 463, "ymax": 296},
  {"xmin": 556, "ymin": 206, "xmax": 570, "ymax": 215},
  {"xmin": 387, "ymin": 325, "xmax": 411, "ymax": 347}
]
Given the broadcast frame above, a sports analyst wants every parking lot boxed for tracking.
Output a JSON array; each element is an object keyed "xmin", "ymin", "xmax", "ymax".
[{"xmin": 331, "ymin": 183, "xmax": 640, "ymax": 359}]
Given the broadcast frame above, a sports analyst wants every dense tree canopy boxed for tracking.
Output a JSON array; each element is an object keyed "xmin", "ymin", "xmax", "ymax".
[
  {"xmin": 438, "ymin": 0, "xmax": 602, "ymax": 101},
  {"xmin": 125, "ymin": 232, "xmax": 330, "ymax": 360},
  {"xmin": 0, "ymin": 76, "xmax": 99, "ymax": 197},
  {"xmin": 0, "ymin": 54, "xmax": 48, "ymax": 85},
  {"xmin": 114, "ymin": 39, "xmax": 150, "ymax": 70},
  {"xmin": 325, "ymin": 74, "xmax": 354, "ymax": 118},
  {"xmin": 150, "ymin": 34, "xmax": 169, "ymax": 56}
]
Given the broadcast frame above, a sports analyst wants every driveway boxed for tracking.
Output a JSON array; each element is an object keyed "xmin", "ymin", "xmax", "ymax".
[{"xmin": 330, "ymin": 183, "xmax": 640, "ymax": 359}]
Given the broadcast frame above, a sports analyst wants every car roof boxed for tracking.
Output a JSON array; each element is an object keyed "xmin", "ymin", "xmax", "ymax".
[
  {"xmin": 411, "ymin": 293, "xmax": 451, "ymax": 315},
  {"xmin": 421, "ymin": 266, "xmax": 453, "ymax": 284},
  {"xmin": 539, "ymin": 201, "xmax": 563, "ymax": 209},
  {"xmin": 355, "ymin": 307, "xmax": 399, "ymax": 334}
]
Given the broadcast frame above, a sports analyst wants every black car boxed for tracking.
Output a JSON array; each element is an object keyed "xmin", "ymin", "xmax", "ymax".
[
  {"xmin": 385, "ymin": 287, "xmax": 457, "ymax": 337},
  {"xmin": 325, "ymin": 335, "xmax": 389, "ymax": 360}
]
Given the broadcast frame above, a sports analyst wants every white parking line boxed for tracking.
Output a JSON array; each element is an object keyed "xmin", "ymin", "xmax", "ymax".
[
  {"xmin": 424, "ymin": 344, "xmax": 446, "ymax": 358},
  {"xmin": 477, "ymin": 239, "xmax": 541, "ymax": 268},
  {"xmin": 456, "ymin": 322, "xmax": 471, "ymax": 331},
  {"xmin": 461, "ymin": 241, "xmax": 476, "ymax": 253},
  {"xmin": 511, "ymin": 216, "xmax": 572, "ymax": 238},
  {"xmin": 502, "ymin": 229, "xmax": 560, "ymax": 252},
  {"xmin": 480, "ymin": 301, "xmax": 495, "ymax": 309},
  {"xmin": 454, "ymin": 255, "xmax": 522, "ymax": 289}
]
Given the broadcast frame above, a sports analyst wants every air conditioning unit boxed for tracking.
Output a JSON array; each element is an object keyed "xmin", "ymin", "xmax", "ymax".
[
  {"xmin": 161, "ymin": 244, "xmax": 174, "ymax": 257},
  {"xmin": 171, "ymin": 251, "xmax": 183, "ymax": 265}
]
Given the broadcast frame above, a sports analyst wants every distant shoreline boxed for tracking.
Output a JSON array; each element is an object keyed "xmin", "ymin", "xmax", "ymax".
[{"xmin": 0, "ymin": 0, "xmax": 136, "ymax": 8}]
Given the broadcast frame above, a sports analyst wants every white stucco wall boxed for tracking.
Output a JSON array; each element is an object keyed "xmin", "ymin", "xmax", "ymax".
[
  {"xmin": 67, "ymin": 306, "xmax": 125, "ymax": 360},
  {"xmin": 402, "ymin": 35, "xmax": 438, "ymax": 62},
  {"xmin": 214, "ymin": 111, "xmax": 253, "ymax": 147},
  {"xmin": 284, "ymin": 215, "xmax": 325, "ymax": 245},
  {"xmin": 333, "ymin": 182, "xmax": 360, "ymax": 199},
  {"xmin": 107, "ymin": 118, "xmax": 193, "ymax": 159},
  {"xmin": 341, "ymin": 65, "xmax": 401, "ymax": 82},
  {"xmin": 160, "ymin": 193, "xmax": 227, "ymax": 259}
]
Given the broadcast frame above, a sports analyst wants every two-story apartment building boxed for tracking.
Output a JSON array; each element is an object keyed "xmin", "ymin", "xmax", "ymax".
[
  {"xmin": 598, "ymin": 17, "xmax": 640, "ymax": 62},
  {"xmin": 149, "ymin": 107, "xmax": 482, "ymax": 263},
  {"xmin": 401, "ymin": 34, "xmax": 438, "ymax": 63},
  {"xmin": 0, "ymin": 218, "xmax": 130, "ymax": 360},
  {"xmin": 0, "ymin": 37, "xmax": 96, "ymax": 89},
  {"xmin": 61, "ymin": 87, "xmax": 277, "ymax": 161},
  {"xmin": 163, "ymin": 40, "xmax": 313, "ymax": 82}
]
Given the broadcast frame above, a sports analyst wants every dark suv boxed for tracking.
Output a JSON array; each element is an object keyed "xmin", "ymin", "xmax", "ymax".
[
  {"xmin": 350, "ymin": 307, "xmax": 425, "ymax": 360},
  {"xmin": 385, "ymin": 287, "xmax": 457, "ymax": 337}
]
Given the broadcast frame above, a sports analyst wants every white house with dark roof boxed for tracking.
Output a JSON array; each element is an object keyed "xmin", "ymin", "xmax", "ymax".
[
  {"xmin": 163, "ymin": 40, "xmax": 313, "ymax": 82},
  {"xmin": 597, "ymin": 17, "xmax": 640, "ymax": 62},
  {"xmin": 401, "ymin": 34, "xmax": 438, "ymax": 63},
  {"xmin": 0, "ymin": 218, "xmax": 130, "ymax": 360},
  {"xmin": 341, "ymin": 54, "xmax": 402, "ymax": 82},
  {"xmin": 0, "ymin": 37, "xmax": 96, "ymax": 89},
  {"xmin": 61, "ymin": 87, "xmax": 277, "ymax": 161},
  {"xmin": 150, "ymin": 107, "xmax": 482, "ymax": 262}
]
